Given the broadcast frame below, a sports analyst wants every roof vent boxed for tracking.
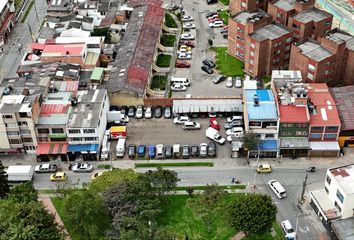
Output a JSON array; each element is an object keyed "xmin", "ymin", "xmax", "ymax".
[{"xmin": 254, "ymin": 94, "xmax": 260, "ymax": 106}]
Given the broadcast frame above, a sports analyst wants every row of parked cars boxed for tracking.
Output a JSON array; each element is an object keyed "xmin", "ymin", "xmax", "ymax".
[
  {"xmin": 110, "ymin": 105, "xmax": 172, "ymax": 119},
  {"xmin": 127, "ymin": 142, "xmax": 217, "ymax": 159}
]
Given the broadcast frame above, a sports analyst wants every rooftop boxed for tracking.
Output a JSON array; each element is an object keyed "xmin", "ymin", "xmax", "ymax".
[
  {"xmin": 331, "ymin": 217, "xmax": 354, "ymax": 240},
  {"xmin": 279, "ymin": 105, "xmax": 309, "ymax": 123},
  {"xmin": 292, "ymin": 8, "xmax": 332, "ymax": 23},
  {"xmin": 232, "ymin": 10, "xmax": 268, "ymax": 25},
  {"xmin": 250, "ymin": 23, "xmax": 291, "ymax": 41},
  {"xmin": 324, "ymin": 28, "xmax": 354, "ymax": 51},
  {"xmin": 37, "ymin": 97, "xmax": 72, "ymax": 125},
  {"xmin": 272, "ymin": 70, "xmax": 302, "ymax": 81},
  {"xmin": 41, "ymin": 43, "xmax": 86, "ymax": 57},
  {"xmin": 329, "ymin": 164, "xmax": 354, "ymax": 195},
  {"xmin": 245, "ymin": 89, "xmax": 278, "ymax": 120},
  {"xmin": 67, "ymin": 89, "xmax": 107, "ymax": 128},
  {"xmin": 307, "ymin": 83, "xmax": 341, "ymax": 126},
  {"xmin": 273, "ymin": 0, "xmax": 297, "ymax": 12},
  {"xmin": 106, "ymin": 0, "xmax": 164, "ymax": 95},
  {"xmin": 310, "ymin": 189, "xmax": 341, "ymax": 220},
  {"xmin": 330, "ymin": 86, "xmax": 354, "ymax": 131},
  {"xmin": 296, "ymin": 38, "xmax": 333, "ymax": 62}
]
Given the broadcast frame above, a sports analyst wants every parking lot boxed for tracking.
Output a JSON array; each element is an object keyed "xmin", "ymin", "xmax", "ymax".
[
  {"xmin": 171, "ymin": 1, "xmax": 243, "ymax": 98},
  {"xmin": 109, "ymin": 117, "xmax": 233, "ymax": 160}
]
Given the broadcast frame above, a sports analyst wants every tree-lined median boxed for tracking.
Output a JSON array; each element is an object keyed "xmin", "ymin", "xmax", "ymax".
[{"xmin": 135, "ymin": 162, "xmax": 214, "ymax": 168}]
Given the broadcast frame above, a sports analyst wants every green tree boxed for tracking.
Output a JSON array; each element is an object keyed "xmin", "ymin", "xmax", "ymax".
[
  {"xmin": 186, "ymin": 186, "xmax": 194, "ymax": 198},
  {"xmin": 142, "ymin": 167, "xmax": 179, "ymax": 197},
  {"xmin": 242, "ymin": 132, "xmax": 259, "ymax": 151},
  {"xmin": 187, "ymin": 184, "xmax": 226, "ymax": 234},
  {"xmin": 8, "ymin": 181, "xmax": 37, "ymax": 203},
  {"xmin": 92, "ymin": 27, "xmax": 111, "ymax": 43},
  {"xmin": 62, "ymin": 190, "xmax": 109, "ymax": 240},
  {"xmin": 228, "ymin": 193, "xmax": 277, "ymax": 238},
  {"xmin": 0, "ymin": 161, "xmax": 10, "ymax": 199}
]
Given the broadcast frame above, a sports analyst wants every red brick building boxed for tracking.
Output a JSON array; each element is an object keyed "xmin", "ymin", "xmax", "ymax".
[
  {"xmin": 229, "ymin": 0, "xmax": 272, "ymax": 15},
  {"xmin": 0, "ymin": 0, "xmax": 15, "ymax": 47}
]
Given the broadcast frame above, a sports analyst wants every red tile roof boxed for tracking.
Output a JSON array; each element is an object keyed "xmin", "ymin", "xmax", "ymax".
[
  {"xmin": 307, "ymin": 83, "xmax": 341, "ymax": 126},
  {"xmin": 42, "ymin": 43, "xmax": 85, "ymax": 56},
  {"xmin": 330, "ymin": 86, "xmax": 354, "ymax": 131},
  {"xmin": 279, "ymin": 105, "xmax": 309, "ymax": 123},
  {"xmin": 40, "ymin": 104, "xmax": 70, "ymax": 116}
]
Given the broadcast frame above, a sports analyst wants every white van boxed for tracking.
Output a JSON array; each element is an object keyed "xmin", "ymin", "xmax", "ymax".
[
  {"xmin": 268, "ymin": 179, "xmax": 287, "ymax": 199},
  {"xmin": 173, "ymin": 144, "xmax": 181, "ymax": 158},
  {"xmin": 101, "ymin": 130, "xmax": 110, "ymax": 160},
  {"xmin": 281, "ymin": 220, "xmax": 296, "ymax": 240},
  {"xmin": 171, "ymin": 77, "xmax": 190, "ymax": 86},
  {"xmin": 116, "ymin": 138, "xmax": 126, "ymax": 157}
]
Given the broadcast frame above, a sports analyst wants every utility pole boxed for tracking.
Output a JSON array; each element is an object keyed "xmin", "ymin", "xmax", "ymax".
[
  {"xmin": 300, "ymin": 174, "xmax": 308, "ymax": 204},
  {"xmin": 253, "ymin": 144, "xmax": 260, "ymax": 190}
]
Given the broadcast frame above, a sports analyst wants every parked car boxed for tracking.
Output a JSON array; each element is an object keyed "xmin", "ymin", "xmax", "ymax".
[
  {"xmin": 202, "ymin": 59, "xmax": 215, "ymax": 68},
  {"xmin": 156, "ymin": 144, "xmax": 164, "ymax": 159},
  {"xmin": 207, "ymin": 141, "xmax": 216, "ymax": 157},
  {"xmin": 167, "ymin": 4, "xmax": 179, "ymax": 11},
  {"xmin": 209, "ymin": 117, "xmax": 220, "ymax": 130},
  {"xmin": 226, "ymin": 77, "xmax": 233, "ymax": 88},
  {"xmin": 180, "ymin": 33, "xmax": 195, "ymax": 40},
  {"xmin": 72, "ymin": 163, "xmax": 93, "ymax": 173},
  {"xmin": 226, "ymin": 127, "xmax": 244, "ymax": 136},
  {"xmin": 154, "ymin": 106, "xmax": 162, "ymax": 118},
  {"xmin": 109, "ymin": 105, "xmax": 119, "ymax": 111},
  {"xmin": 208, "ymin": 14, "xmax": 221, "ymax": 21},
  {"xmin": 171, "ymin": 83, "xmax": 187, "ymax": 92},
  {"xmin": 128, "ymin": 144, "xmax": 136, "ymax": 159},
  {"xmin": 227, "ymin": 115, "xmax": 243, "ymax": 123},
  {"xmin": 178, "ymin": 52, "xmax": 192, "ymax": 60},
  {"xmin": 281, "ymin": 220, "xmax": 296, "ymax": 240},
  {"xmin": 206, "ymin": 11, "xmax": 217, "ymax": 18},
  {"xmin": 173, "ymin": 144, "xmax": 181, "ymax": 158},
  {"xmin": 35, "ymin": 163, "xmax": 59, "ymax": 173},
  {"xmin": 174, "ymin": 116, "xmax": 190, "ymax": 124},
  {"xmin": 208, "ymin": 112, "xmax": 217, "ymax": 118},
  {"xmin": 207, "ymin": 0, "xmax": 218, "ymax": 4},
  {"xmin": 183, "ymin": 23, "xmax": 196, "ymax": 29},
  {"xmin": 209, "ymin": 20, "xmax": 224, "ymax": 28},
  {"xmin": 128, "ymin": 106, "xmax": 135, "ymax": 117},
  {"xmin": 175, "ymin": 60, "xmax": 190, "ymax": 68},
  {"xmin": 182, "ymin": 145, "xmax": 190, "ymax": 159},
  {"xmin": 235, "ymin": 76, "xmax": 242, "ymax": 88},
  {"xmin": 120, "ymin": 106, "xmax": 128, "ymax": 115},
  {"xmin": 201, "ymin": 65, "xmax": 214, "ymax": 74},
  {"xmin": 191, "ymin": 145, "xmax": 199, "ymax": 157},
  {"xmin": 50, "ymin": 172, "xmax": 67, "ymax": 181},
  {"xmin": 148, "ymin": 145, "xmax": 156, "ymax": 158},
  {"xmin": 220, "ymin": 28, "xmax": 228, "ymax": 34},
  {"xmin": 91, "ymin": 171, "xmax": 105, "ymax": 180},
  {"xmin": 224, "ymin": 120, "xmax": 243, "ymax": 129},
  {"xmin": 164, "ymin": 145, "xmax": 173, "ymax": 158},
  {"xmin": 183, "ymin": 121, "xmax": 201, "ymax": 130},
  {"xmin": 200, "ymin": 143, "xmax": 208, "ymax": 157},
  {"xmin": 206, "ymin": 127, "xmax": 226, "ymax": 145},
  {"xmin": 144, "ymin": 106, "xmax": 152, "ymax": 118},
  {"xmin": 179, "ymin": 41, "xmax": 195, "ymax": 48},
  {"xmin": 213, "ymin": 75, "xmax": 226, "ymax": 84},
  {"xmin": 164, "ymin": 106, "xmax": 172, "ymax": 118},
  {"xmin": 135, "ymin": 105, "xmax": 143, "ymax": 118},
  {"xmin": 177, "ymin": 48, "xmax": 192, "ymax": 56},
  {"xmin": 182, "ymin": 15, "xmax": 194, "ymax": 22},
  {"xmin": 137, "ymin": 145, "xmax": 146, "ymax": 157},
  {"xmin": 208, "ymin": 17, "xmax": 221, "ymax": 23}
]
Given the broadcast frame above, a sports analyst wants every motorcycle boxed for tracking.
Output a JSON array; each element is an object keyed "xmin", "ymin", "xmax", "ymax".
[
  {"xmin": 231, "ymin": 177, "xmax": 241, "ymax": 184},
  {"xmin": 307, "ymin": 166, "xmax": 316, "ymax": 172}
]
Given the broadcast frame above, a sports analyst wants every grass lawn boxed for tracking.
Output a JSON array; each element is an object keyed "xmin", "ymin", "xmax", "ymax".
[
  {"xmin": 175, "ymin": 185, "xmax": 246, "ymax": 191},
  {"xmin": 211, "ymin": 47, "xmax": 244, "ymax": 77},
  {"xmin": 165, "ymin": 13, "xmax": 177, "ymax": 28},
  {"xmin": 218, "ymin": 10, "xmax": 229, "ymax": 25},
  {"xmin": 135, "ymin": 162, "xmax": 214, "ymax": 168},
  {"xmin": 156, "ymin": 54, "xmax": 172, "ymax": 68},
  {"xmin": 160, "ymin": 35, "xmax": 176, "ymax": 47},
  {"xmin": 150, "ymin": 75, "xmax": 167, "ymax": 90},
  {"xmin": 218, "ymin": 0, "xmax": 230, "ymax": 5},
  {"xmin": 158, "ymin": 194, "xmax": 283, "ymax": 240},
  {"xmin": 97, "ymin": 164, "xmax": 112, "ymax": 169}
]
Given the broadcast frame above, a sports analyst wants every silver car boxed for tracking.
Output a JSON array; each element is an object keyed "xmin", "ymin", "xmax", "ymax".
[
  {"xmin": 136, "ymin": 106, "xmax": 143, "ymax": 118},
  {"xmin": 200, "ymin": 143, "xmax": 207, "ymax": 157},
  {"xmin": 71, "ymin": 163, "xmax": 93, "ymax": 173}
]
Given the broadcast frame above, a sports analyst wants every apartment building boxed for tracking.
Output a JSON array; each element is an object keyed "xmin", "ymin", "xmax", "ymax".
[
  {"xmin": 229, "ymin": 0, "xmax": 271, "ymax": 15},
  {"xmin": 271, "ymin": 70, "xmax": 310, "ymax": 157},
  {"xmin": 66, "ymin": 89, "xmax": 109, "ymax": 161},
  {"xmin": 0, "ymin": 0, "xmax": 15, "ymax": 47},
  {"xmin": 310, "ymin": 164, "xmax": 354, "ymax": 221},
  {"xmin": 288, "ymin": 8, "xmax": 332, "ymax": 41}
]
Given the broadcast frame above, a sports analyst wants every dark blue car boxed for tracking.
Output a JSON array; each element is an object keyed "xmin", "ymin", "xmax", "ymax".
[
  {"xmin": 137, "ymin": 145, "xmax": 146, "ymax": 157},
  {"xmin": 148, "ymin": 145, "xmax": 156, "ymax": 159}
]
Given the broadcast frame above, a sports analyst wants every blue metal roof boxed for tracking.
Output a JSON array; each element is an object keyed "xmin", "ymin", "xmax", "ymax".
[
  {"xmin": 67, "ymin": 144, "xmax": 99, "ymax": 152},
  {"xmin": 258, "ymin": 140, "xmax": 278, "ymax": 151},
  {"xmin": 245, "ymin": 89, "xmax": 278, "ymax": 120}
]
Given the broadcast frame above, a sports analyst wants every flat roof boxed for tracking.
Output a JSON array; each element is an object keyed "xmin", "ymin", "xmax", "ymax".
[
  {"xmin": 307, "ymin": 83, "xmax": 341, "ymax": 126},
  {"xmin": 325, "ymin": 29, "xmax": 354, "ymax": 51},
  {"xmin": 279, "ymin": 105, "xmax": 309, "ymax": 123},
  {"xmin": 279, "ymin": 137, "xmax": 310, "ymax": 148},
  {"xmin": 250, "ymin": 23, "xmax": 291, "ymax": 42},
  {"xmin": 173, "ymin": 98, "xmax": 243, "ymax": 113},
  {"xmin": 90, "ymin": 67, "xmax": 104, "ymax": 80},
  {"xmin": 330, "ymin": 86, "xmax": 354, "ymax": 131},
  {"xmin": 296, "ymin": 39, "xmax": 333, "ymax": 62},
  {"xmin": 292, "ymin": 8, "xmax": 332, "ymax": 23},
  {"xmin": 42, "ymin": 43, "xmax": 86, "ymax": 57},
  {"xmin": 245, "ymin": 89, "xmax": 278, "ymax": 120},
  {"xmin": 310, "ymin": 189, "xmax": 341, "ymax": 220},
  {"xmin": 232, "ymin": 10, "xmax": 268, "ymax": 25},
  {"xmin": 273, "ymin": 0, "xmax": 297, "ymax": 11},
  {"xmin": 329, "ymin": 164, "xmax": 354, "ymax": 195},
  {"xmin": 271, "ymin": 70, "xmax": 302, "ymax": 81},
  {"xmin": 331, "ymin": 217, "xmax": 354, "ymax": 240}
]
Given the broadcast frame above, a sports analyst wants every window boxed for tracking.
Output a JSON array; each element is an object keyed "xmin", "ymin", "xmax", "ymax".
[
  {"xmin": 17, "ymin": 121, "xmax": 28, "ymax": 126},
  {"xmin": 22, "ymin": 137, "xmax": 33, "ymax": 143},
  {"xmin": 250, "ymin": 51, "xmax": 254, "ymax": 56},
  {"xmin": 308, "ymin": 64, "xmax": 316, "ymax": 71},
  {"xmin": 19, "ymin": 112, "xmax": 28, "ymax": 118},
  {"xmin": 3, "ymin": 115, "xmax": 13, "ymax": 119},
  {"xmin": 251, "ymin": 43, "xmax": 255, "ymax": 48},
  {"xmin": 9, "ymin": 139, "xmax": 22, "ymax": 144},
  {"xmin": 325, "ymin": 186, "xmax": 329, "ymax": 194},
  {"xmin": 326, "ymin": 126, "xmax": 338, "ymax": 131},
  {"xmin": 7, "ymin": 131, "xmax": 19, "ymax": 135},
  {"xmin": 250, "ymin": 59, "xmax": 254, "ymax": 64},
  {"xmin": 324, "ymin": 133, "xmax": 337, "ymax": 139},
  {"xmin": 292, "ymin": 24, "xmax": 300, "ymax": 30},
  {"xmin": 326, "ymin": 175, "xmax": 331, "ymax": 185},
  {"xmin": 335, "ymin": 201, "xmax": 342, "ymax": 212},
  {"xmin": 85, "ymin": 137, "xmax": 97, "ymax": 141},
  {"xmin": 241, "ymin": 2, "xmax": 246, "ymax": 7},
  {"xmin": 307, "ymin": 72, "xmax": 314, "ymax": 80},
  {"xmin": 52, "ymin": 128, "xmax": 64, "ymax": 134},
  {"xmin": 336, "ymin": 189, "xmax": 344, "ymax": 203},
  {"xmin": 38, "ymin": 128, "xmax": 49, "ymax": 134},
  {"xmin": 5, "ymin": 123, "xmax": 18, "ymax": 128},
  {"xmin": 274, "ymin": 50, "xmax": 280, "ymax": 55},
  {"xmin": 295, "ymin": 131, "xmax": 306, "ymax": 136},
  {"xmin": 38, "ymin": 137, "xmax": 48, "ymax": 142},
  {"xmin": 325, "ymin": 21, "xmax": 331, "ymax": 26},
  {"xmin": 272, "ymin": 58, "xmax": 279, "ymax": 63},
  {"xmin": 284, "ymin": 53, "xmax": 290, "ymax": 59},
  {"xmin": 71, "ymin": 137, "xmax": 82, "ymax": 141},
  {"xmin": 20, "ymin": 129, "xmax": 31, "ymax": 135},
  {"xmin": 309, "ymin": 133, "xmax": 322, "ymax": 139},
  {"xmin": 25, "ymin": 146, "xmax": 35, "ymax": 151},
  {"xmin": 312, "ymin": 126, "xmax": 324, "ymax": 132},
  {"xmin": 68, "ymin": 129, "xmax": 80, "ymax": 134},
  {"xmin": 277, "ymin": 13, "xmax": 283, "ymax": 18},
  {"xmin": 265, "ymin": 134, "xmax": 274, "ymax": 139}
]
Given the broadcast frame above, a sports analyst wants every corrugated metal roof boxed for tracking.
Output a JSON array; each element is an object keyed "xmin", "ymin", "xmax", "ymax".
[
  {"xmin": 90, "ymin": 67, "xmax": 104, "ymax": 80},
  {"xmin": 173, "ymin": 99, "xmax": 242, "ymax": 113},
  {"xmin": 279, "ymin": 105, "xmax": 309, "ymax": 123},
  {"xmin": 40, "ymin": 104, "xmax": 70, "ymax": 115},
  {"xmin": 245, "ymin": 90, "xmax": 278, "ymax": 120},
  {"xmin": 309, "ymin": 141, "xmax": 340, "ymax": 150},
  {"xmin": 330, "ymin": 86, "xmax": 354, "ymax": 131}
]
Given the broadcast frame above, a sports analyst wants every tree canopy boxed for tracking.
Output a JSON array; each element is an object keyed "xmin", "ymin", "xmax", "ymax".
[
  {"xmin": 242, "ymin": 132, "xmax": 259, "ymax": 151},
  {"xmin": 228, "ymin": 193, "xmax": 277, "ymax": 237},
  {"xmin": 0, "ymin": 161, "xmax": 9, "ymax": 199}
]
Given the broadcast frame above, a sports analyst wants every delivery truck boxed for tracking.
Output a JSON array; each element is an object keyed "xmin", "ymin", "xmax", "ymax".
[
  {"xmin": 116, "ymin": 138, "xmax": 126, "ymax": 157},
  {"xmin": 205, "ymin": 127, "xmax": 226, "ymax": 145},
  {"xmin": 110, "ymin": 126, "xmax": 127, "ymax": 139},
  {"xmin": 6, "ymin": 165, "xmax": 34, "ymax": 182}
]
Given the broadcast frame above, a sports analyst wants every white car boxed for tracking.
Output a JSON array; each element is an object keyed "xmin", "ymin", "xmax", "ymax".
[
  {"xmin": 226, "ymin": 127, "xmax": 244, "ymax": 136},
  {"xmin": 209, "ymin": 20, "xmax": 224, "ymax": 28},
  {"xmin": 227, "ymin": 115, "xmax": 243, "ymax": 123},
  {"xmin": 183, "ymin": 23, "xmax": 196, "ymax": 29},
  {"xmin": 177, "ymin": 48, "xmax": 192, "ymax": 55},
  {"xmin": 136, "ymin": 106, "xmax": 143, "ymax": 119},
  {"xmin": 174, "ymin": 116, "xmax": 190, "ymax": 124},
  {"xmin": 281, "ymin": 220, "xmax": 296, "ymax": 240},
  {"xmin": 226, "ymin": 77, "xmax": 233, "ymax": 88},
  {"xmin": 156, "ymin": 144, "xmax": 164, "ymax": 159},
  {"xmin": 178, "ymin": 52, "xmax": 192, "ymax": 60},
  {"xmin": 144, "ymin": 107, "xmax": 152, "ymax": 118},
  {"xmin": 227, "ymin": 132, "xmax": 244, "ymax": 142},
  {"xmin": 235, "ymin": 76, "xmax": 242, "ymax": 88},
  {"xmin": 200, "ymin": 143, "xmax": 208, "ymax": 157},
  {"xmin": 182, "ymin": 15, "xmax": 194, "ymax": 22},
  {"xmin": 180, "ymin": 33, "xmax": 195, "ymax": 40},
  {"xmin": 71, "ymin": 163, "xmax": 93, "ymax": 173},
  {"xmin": 171, "ymin": 83, "xmax": 187, "ymax": 91},
  {"xmin": 183, "ymin": 121, "xmax": 201, "ymax": 130}
]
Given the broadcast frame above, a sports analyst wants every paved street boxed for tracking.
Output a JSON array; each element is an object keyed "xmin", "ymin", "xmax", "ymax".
[{"xmin": 0, "ymin": 0, "xmax": 48, "ymax": 81}]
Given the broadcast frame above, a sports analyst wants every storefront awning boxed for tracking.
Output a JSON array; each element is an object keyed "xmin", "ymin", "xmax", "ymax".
[
  {"xmin": 257, "ymin": 140, "xmax": 278, "ymax": 151},
  {"xmin": 279, "ymin": 137, "xmax": 310, "ymax": 149},
  {"xmin": 36, "ymin": 143, "xmax": 68, "ymax": 155},
  {"xmin": 67, "ymin": 144, "xmax": 99, "ymax": 153},
  {"xmin": 309, "ymin": 141, "xmax": 340, "ymax": 151}
]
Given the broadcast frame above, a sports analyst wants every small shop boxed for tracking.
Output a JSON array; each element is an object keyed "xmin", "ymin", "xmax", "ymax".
[
  {"xmin": 279, "ymin": 137, "xmax": 310, "ymax": 158},
  {"xmin": 67, "ymin": 144, "xmax": 99, "ymax": 161},
  {"xmin": 309, "ymin": 142, "xmax": 340, "ymax": 157},
  {"xmin": 248, "ymin": 140, "xmax": 278, "ymax": 158},
  {"xmin": 36, "ymin": 143, "xmax": 68, "ymax": 162}
]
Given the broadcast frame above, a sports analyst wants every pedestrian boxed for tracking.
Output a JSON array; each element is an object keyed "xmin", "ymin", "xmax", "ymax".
[{"xmin": 1, "ymin": 48, "xmax": 3, "ymax": 53}]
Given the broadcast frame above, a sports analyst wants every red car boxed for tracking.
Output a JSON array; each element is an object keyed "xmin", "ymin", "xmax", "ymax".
[
  {"xmin": 209, "ymin": 117, "xmax": 220, "ymax": 130},
  {"xmin": 179, "ymin": 41, "xmax": 195, "ymax": 48},
  {"xmin": 175, "ymin": 60, "xmax": 190, "ymax": 68},
  {"xmin": 208, "ymin": 18, "xmax": 222, "ymax": 23},
  {"xmin": 208, "ymin": 15, "xmax": 221, "ymax": 21}
]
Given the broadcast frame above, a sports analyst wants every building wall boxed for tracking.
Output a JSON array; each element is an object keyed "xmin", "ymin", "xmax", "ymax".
[
  {"xmin": 343, "ymin": 50, "xmax": 354, "ymax": 85},
  {"xmin": 309, "ymin": 125, "xmax": 340, "ymax": 141},
  {"xmin": 0, "ymin": 115, "xmax": 11, "ymax": 150},
  {"xmin": 41, "ymin": 56, "xmax": 84, "ymax": 66},
  {"xmin": 279, "ymin": 123, "xmax": 309, "ymax": 137}
]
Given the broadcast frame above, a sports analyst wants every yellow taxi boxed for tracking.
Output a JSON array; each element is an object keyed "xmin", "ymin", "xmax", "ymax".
[
  {"xmin": 50, "ymin": 172, "xmax": 67, "ymax": 181},
  {"xmin": 179, "ymin": 45, "xmax": 192, "ymax": 52},
  {"xmin": 91, "ymin": 171, "xmax": 105, "ymax": 180},
  {"xmin": 256, "ymin": 164, "xmax": 272, "ymax": 173}
]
